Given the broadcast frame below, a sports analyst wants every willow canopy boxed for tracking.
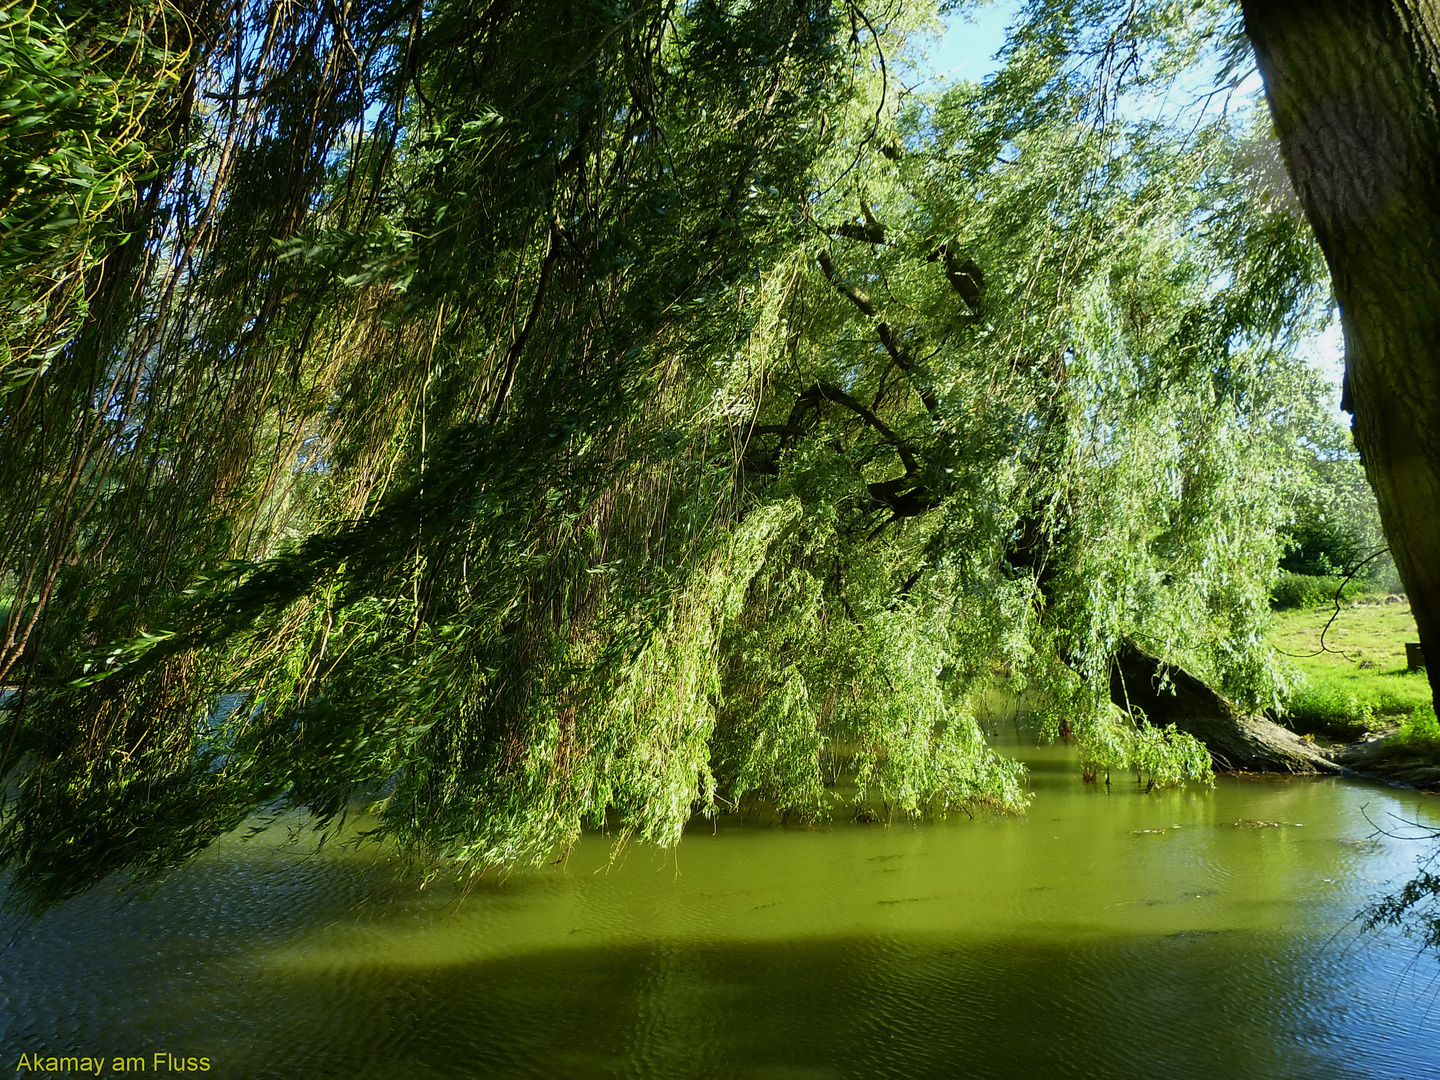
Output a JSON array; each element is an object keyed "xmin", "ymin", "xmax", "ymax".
[{"xmin": 0, "ymin": 0, "xmax": 1338, "ymax": 912}]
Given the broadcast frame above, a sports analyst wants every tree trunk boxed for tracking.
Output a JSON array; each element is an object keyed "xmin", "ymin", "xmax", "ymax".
[
  {"xmin": 1241, "ymin": 0, "xmax": 1440, "ymax": 715},
  {"xmin": 1110, "ymin": 643, "xmax": 1342, "ymax": 773}
]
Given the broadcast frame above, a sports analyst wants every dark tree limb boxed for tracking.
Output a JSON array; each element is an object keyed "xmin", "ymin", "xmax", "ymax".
[
  {"xmin": 1110, "ymin": 641, "xmax": 1341, "ymax": 774},
  {"xmin": 943, "ymin": 248, "xmax": 985, "ymax": 314},
  {"xmin": 832, "ymin": 197, "xmax": 886, "ymax": 244},
  {"xmin": 860, "ymin": 193, "xmax": 885, "ymax": 242},
  {"xmin": 877, "ymin": 322, "xmax": 939, "ymax": 417},
  {"xmin": 817, "ymin": 251, "xmax": 942, "ymax": 418},
  {"xmin": 735, "ymin": 454, "xmax": 780, "ymax": 476},
  {"xmin": 740, "ymin": 381, "xmax": 938, "ymax": 518},
  {"xmin": 833, "ymin": 222, "xmax": 885, "ymax": 244},
  {"xmin": 864, "ymin": 475, "xmax": 936, "ymax": 518}
]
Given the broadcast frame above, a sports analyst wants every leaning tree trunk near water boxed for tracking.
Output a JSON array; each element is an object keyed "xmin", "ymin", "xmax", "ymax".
[
  {"xmin": 1241, "ymin": 0, "xmax": 1440, "ymax": 715},
  {"xmin": 1111, "ymin": 643, "xmax": 1342, "ymax": 774}
]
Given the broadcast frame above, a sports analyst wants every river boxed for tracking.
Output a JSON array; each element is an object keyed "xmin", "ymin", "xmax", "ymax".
[{"xmin": 3, "ymin": 735, "xmax": 1439, "ymax": 1079}]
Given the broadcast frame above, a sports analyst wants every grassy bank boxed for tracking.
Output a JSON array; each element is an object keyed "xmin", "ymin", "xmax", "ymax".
[
  {"xmin": 1270, "ymin": 600, "xmax": 1431, "ymax": 739},
  {"xmin": 1268, "ymin": 598, "xmax": 1440, "ymax": 786}
]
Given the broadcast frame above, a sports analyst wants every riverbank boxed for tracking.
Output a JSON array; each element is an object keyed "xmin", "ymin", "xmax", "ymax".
[{"xmin": 1269, "ymin": 599, "xmax": 1440, "ymax": 790}]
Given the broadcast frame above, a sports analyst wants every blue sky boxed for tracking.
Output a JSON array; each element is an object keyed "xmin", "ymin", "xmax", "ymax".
[{"xmin": 919, "ymin": 1, "xmax": 1018, "ymax": 86}]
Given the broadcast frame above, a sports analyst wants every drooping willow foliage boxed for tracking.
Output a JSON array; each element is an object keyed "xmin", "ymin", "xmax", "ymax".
[{"xmin": 0, "ymin": 0, "xmax": 1336, "ymax": 912}]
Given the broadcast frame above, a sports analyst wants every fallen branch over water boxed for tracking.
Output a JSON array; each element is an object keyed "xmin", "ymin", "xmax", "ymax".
[{"xmin": 1110, "ymin": 642, "xmax": 1343, "ymax": 775}]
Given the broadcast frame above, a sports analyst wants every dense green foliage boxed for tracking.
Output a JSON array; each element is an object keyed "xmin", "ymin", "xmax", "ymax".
[
  {"xmin": 1, "ymin": 0, "xmax": 194, "ymax": 378},
  {"xmin": 0, "ymin": 0, "xmax": 1340, "ymax": 912}
]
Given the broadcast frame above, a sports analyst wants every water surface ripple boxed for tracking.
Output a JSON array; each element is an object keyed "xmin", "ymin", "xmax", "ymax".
[{"xmin": 3, "ymin": 737, "xmax": 1439, "ymax": 1079}]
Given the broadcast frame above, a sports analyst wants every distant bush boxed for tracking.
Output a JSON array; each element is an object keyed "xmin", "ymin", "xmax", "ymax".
[
  {"xmin": 1270, "ymin": 572, "xmax": 1364, "ymax": 610},
  {"xmin": 1284, "ymin": 685, "xmax": 1376, "ymax": 740}
]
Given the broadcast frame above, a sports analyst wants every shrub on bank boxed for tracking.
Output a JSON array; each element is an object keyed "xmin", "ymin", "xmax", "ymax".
[
  {"xmin": 1283, "ymin": 680, "xmax": 1426, "ymax": 741},
  {"xmin": 1285, "ymin": 685, "xmax": 1377, "ymax": 739},
  {"xmin": 1395, "ymin": 704, "xmax": 1440, "ymax": 753}
]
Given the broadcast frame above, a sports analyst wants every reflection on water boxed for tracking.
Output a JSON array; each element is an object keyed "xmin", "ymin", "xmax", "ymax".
[{"xmin": 3, "ymin": 737, "xmax": 1440, "ymax": 1079}]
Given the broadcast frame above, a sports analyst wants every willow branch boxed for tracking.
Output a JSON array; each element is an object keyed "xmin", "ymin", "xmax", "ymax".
[
  {"xmin": 488, "ymin": 221, "xmax": 562, "ymax": 423},
  {"xmin": 797, "ymin": 382, "xmax": 919, "ymax": 475},
  {"xmin": 831, "ymin": 194, "xmax": 887, "ymax": 244}
]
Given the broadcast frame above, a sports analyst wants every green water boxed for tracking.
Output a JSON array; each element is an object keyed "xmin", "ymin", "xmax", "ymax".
[{"xmin": 4, "ymin": 736, "xmax": 1440, "ymax": 1079}]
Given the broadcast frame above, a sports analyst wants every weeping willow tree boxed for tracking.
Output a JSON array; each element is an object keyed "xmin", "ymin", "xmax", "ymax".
[{"xmin": 0, "ymin": 0, "xmax": 1336, "ymax": 913}]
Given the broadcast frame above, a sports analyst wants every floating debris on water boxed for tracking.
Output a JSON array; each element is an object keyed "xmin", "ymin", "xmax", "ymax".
[{"xmin": 1231, "ymin": 819, "xmax": 1304, "ymax": 829}]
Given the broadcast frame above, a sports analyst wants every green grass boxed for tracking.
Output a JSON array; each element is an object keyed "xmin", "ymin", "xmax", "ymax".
[{"xmin": 1268, "ymin": 601, "xmax": 1432, "ymax": 739}]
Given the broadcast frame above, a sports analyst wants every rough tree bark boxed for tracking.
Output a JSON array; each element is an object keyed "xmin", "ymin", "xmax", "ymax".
[{"xmin": 1242, "ymin": 0, "xmax": 1440, "ymax": 714}]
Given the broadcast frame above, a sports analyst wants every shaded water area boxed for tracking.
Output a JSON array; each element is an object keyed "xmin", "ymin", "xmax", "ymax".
[{"xmin": 4, "ymin": 735, "xmax": 1440, "ymax": 1079}]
